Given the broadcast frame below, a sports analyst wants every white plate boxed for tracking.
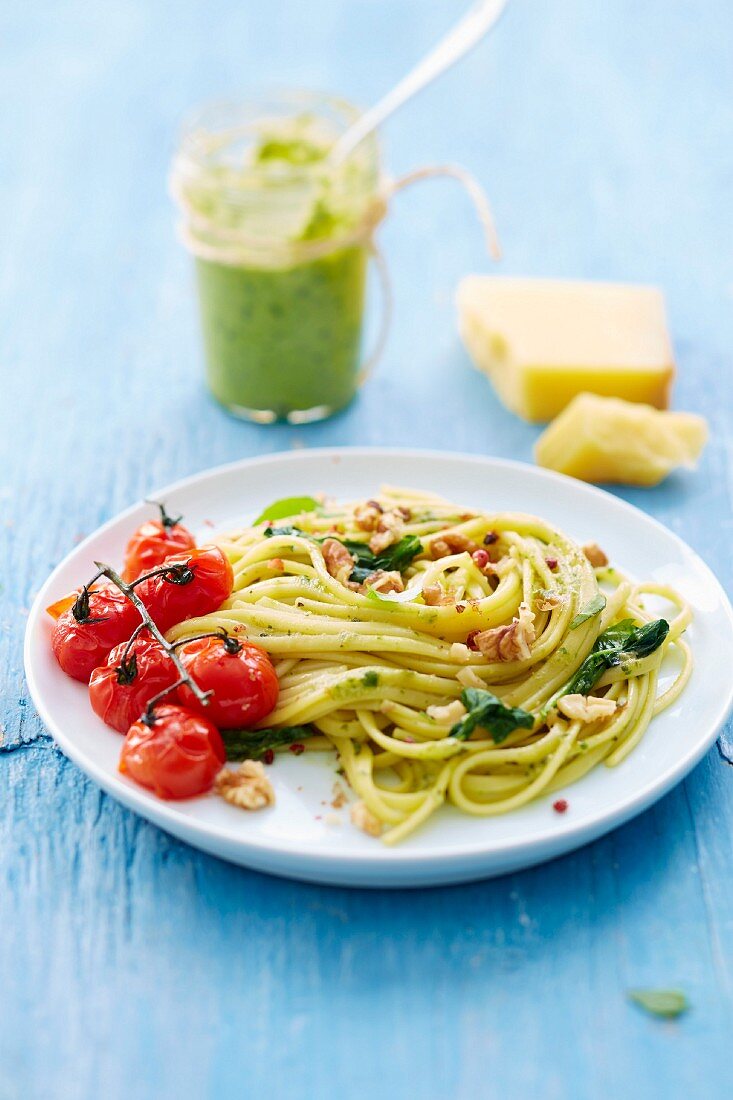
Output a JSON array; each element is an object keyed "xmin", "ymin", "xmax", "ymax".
[{"xmin": 24, "ymin": 449, "xmax": 733, "ymax": 888}]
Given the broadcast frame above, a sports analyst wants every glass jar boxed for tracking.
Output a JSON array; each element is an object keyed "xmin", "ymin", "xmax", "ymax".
[{"xmin": 170, "ymin": 92, "xmax": 388, "ymax": 424}]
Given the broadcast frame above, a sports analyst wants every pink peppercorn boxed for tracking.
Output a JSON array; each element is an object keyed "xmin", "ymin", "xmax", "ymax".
[
  {"xmin": 472, "ymin": 549, "xmax": 490, "ymax": 570},
  {"xmin": 553, "ymin": 799, "xmax": 569, "ymax": 813},
  {"xmin": 289, "ymin": 743, "xmax": 305, "ymax": 756},
  {"xmin": 546, "ymin": 558, "xmax": 558, "ymax": 571}
]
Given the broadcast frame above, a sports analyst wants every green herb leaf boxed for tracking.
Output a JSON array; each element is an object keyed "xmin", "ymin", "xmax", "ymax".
[
  {"xmin": 347, "ymin": 534, "xmax": 423, "ymax": 584},
  {"xmin": 628, "ymin": 989, "xmax": 689, "ymax": 1019},
  {"xmin": 221, "ymin": 725, "xmax": 313, "ymax": 762},
  {"xmin": 254, "ymin": 497, "xmax": 321, "ymax": 526},
  {"xmin": 362, "ymin": 671, "xmax": 379, "ymax": 687},
  {"xmin": 551, "ymin": 618, "xmax": 670, "ymax": 707},
  {"xmin": 450, "ymin": 688, "xmax": 534, "ymax": 744},
  {"xmin": 263, "ymin": 524, "xmax": 310, "ymax": 540},
  {"xmin": 569, "ymin": 594, "xmax": 607, "ymax": 629}
]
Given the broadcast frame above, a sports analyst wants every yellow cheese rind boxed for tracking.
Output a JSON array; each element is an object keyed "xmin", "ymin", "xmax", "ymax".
[
  {"xmin": 534, "ymin": 393, "xmax": 708, "ymax": 487},
  {"xmin": 456, "ymin": 276, "xmax": 675, "ymax": 422}
]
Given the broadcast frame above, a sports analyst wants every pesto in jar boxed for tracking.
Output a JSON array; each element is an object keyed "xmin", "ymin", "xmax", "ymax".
[{"xmin": 172, "ymin": 104, "xmax": 381, "ymax": 423}]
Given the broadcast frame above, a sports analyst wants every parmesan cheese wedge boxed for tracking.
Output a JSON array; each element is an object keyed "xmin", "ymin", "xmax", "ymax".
[
  {"xmin": 456, "ymin": 276, "xmax": 675, "ymax": 422},
  {"xmin": 535, "ymin": 393, "xmax": 708, "ymax": 486}
]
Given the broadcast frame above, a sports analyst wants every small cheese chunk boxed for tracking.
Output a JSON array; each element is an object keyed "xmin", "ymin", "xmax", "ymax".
[
  {"xmin": 456, "ymin": 276, "xmax": 675, "ymax": 422},
  {"xmin": 535, "ymin": 393, "xmax": 708, "ymax": 486}
]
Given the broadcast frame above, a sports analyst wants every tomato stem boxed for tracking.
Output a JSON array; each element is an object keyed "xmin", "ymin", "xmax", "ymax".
[
  {"xmin": 144, "ymin": 499, "xmax": 183, "ymax": 530},
  {"xmin": 128, "ymin": 562, "xmax": 194, "ymax": 588},
  {"xmin": 169, "ymin": 628, "xmax": 242, "ymax": 655},
  {"xmin": 92, "ymin": 562, "xmax": 211, "ymax": 710},
  {"xmin": 142, "ymin": 676, "xmax": 211, "ymax": 724}
]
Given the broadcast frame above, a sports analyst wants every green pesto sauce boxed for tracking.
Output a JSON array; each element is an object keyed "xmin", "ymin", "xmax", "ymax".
[
  {"xmin": 189, "ymin": 122, "xmax": 376, "ymax": 419},
  {"xmin": 196, "ymin": 243, "xmax": 367, "ymax": 416}
]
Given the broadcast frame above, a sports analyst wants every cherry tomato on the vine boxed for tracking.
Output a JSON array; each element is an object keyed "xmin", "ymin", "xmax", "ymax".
[
  {"xmin": 119, "ymin": 704, "xmax": 226, "ymax": 799},
  {"xmin": 122, "ymin": 504, "xmax": 196, "ymax": 583},
  {"xmin": 135, "ymin": 546, "xmax": 234, "ymax": 633},
  {"xmin": 89, "ymin": 631, "xmax": 180, "ymax": 733},
  {"xmin": 51, "ymin": 582, "xmax": 141, "ymax": 683},
  {"xmin": 177, "ymin": 634, "xmax": 279, "ymax": 729}
]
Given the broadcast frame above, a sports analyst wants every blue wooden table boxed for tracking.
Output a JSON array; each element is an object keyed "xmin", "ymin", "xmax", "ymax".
[{"xmin": 3, "ymin": 1, "xmax": 732, "ymax": 1096}]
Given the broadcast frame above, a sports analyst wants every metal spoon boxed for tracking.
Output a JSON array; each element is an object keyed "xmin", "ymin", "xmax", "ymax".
[{"xmin": 330, "ymin": 0, "xmax": 509, "ymax": 165}]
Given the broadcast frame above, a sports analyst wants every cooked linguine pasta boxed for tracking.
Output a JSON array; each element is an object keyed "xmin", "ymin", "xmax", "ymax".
[{"xmin": 167, "ymin": 487, "xmax": 692, "ymax": 844}]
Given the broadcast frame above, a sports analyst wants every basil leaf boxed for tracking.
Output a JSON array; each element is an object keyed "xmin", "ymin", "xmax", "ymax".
[
  {"xmin": 628, "ymin": 989, "xmax": 689, "ymax": 1019},
  {"xmin": 221, "ymin": 725, "xmax": 313, "ymax": 761},
  {"xmin": 609, "ymin": 618, "xmax": 670, "ymax": 663},
  {"xmin": 450, "ymin": 688, "xmax": 534, "ymax": 744},
  {"xmin": 263, "ymin": 525, "xmax": 318, "ymax": 541},
  {"xmin": 254, "ymin": 497, "xmax": 321, "ymax": 525},
  {"xmin": 552, "ymin": 618, "xmax": 670, "ymax": 706},
  {"xmin": 569, "ymin": 594, "xmax": 606, "ymax": 630},
  {"xmin": 347, "ymin": 535, "xmax": 423, "ymax": 583}
]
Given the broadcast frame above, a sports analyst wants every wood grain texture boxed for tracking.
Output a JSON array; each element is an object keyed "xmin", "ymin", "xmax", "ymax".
[{"xmin": 2, "ymin": 1, "xmax": 732, "ymax": 1096}]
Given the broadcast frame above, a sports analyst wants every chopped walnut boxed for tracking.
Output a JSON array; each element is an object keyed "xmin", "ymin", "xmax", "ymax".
[
  {"xmin": 456, "ymin": 666, "xmax": 485, "ymax": 689},
  {"xmin": 472, "ymin": 603, "xmax": 536, "ymax": 662},
  {"xmin": 322, "ymin": 537, "xmax": 355, "ymax": 586},
  {"xmin": 429, "ymin": 532, "xmax": 478, "ymax": 559},
  {"xmin": 368, "ymin": 508, "xmax": 408, "ymax": 554},
  {"xmin": 331, "ymin": 782, "xmax": 348, "ymax": 809},
  {"xmin": 534, "ymin": 589, "xmax": 565, "ymax": 612},
  {"xmin": 351, "ymin": 800, "xmax": 382, "ymax": 837},
  {"xmin": 422, "ymin": 583, "xmax": 455, "ymax": 606},
  {"xmin": 557, "ymin": 694, "xmax": 617, "ymax": 723},
  {"xmin": 354, "ymin": 499, "xmax": 383, "ymax": 531},
  {"xmin": 426, "ymin": 699, "xmax": 467, "ymax": 725},
  {"xmin": 214, "ymin": 761, "xmax": 275, "ymax": 810},
  {"xmin": 583, "ymin": 542, "xmax": 609, "ymax": 568},
  {"xmin": 364, "ymin": 569, "xmax": 405, "ymax": 594}
]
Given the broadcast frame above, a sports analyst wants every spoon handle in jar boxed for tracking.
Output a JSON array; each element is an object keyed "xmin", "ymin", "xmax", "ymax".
[{"xmin": 330, "ymin": 0, "xmax": 509, "ymax": 165}]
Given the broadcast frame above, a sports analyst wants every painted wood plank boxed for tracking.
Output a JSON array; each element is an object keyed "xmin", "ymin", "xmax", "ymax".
[{"xmin": 2, "ymin": 1, "xmax": 733, "ymax": 1097}]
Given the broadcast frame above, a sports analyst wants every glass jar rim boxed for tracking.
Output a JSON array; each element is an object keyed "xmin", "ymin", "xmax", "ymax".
[
  {"xmin": 172, "ymin": 89, "xmax": 380, "ymax": 202},
  {"xmin": 170, "ymin": 88, "xmax": 385, "ymax": 267}
]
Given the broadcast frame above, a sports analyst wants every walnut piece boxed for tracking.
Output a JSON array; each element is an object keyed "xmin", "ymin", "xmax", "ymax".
[
  {"xmin": 331, "ymin": 782, "xmax": 348, "ymax": 809},
  {"xmin": 534, "ymin": 589, "xmax": 565, "ymax": 612},
  {"xmin": 429, "ymin": 532, "xmax": 478, "ymax": 559},
  {"xmin": 350, "ymin": 800, "xmax": 382, "ymax": 837},
  {"xmin": 583, "ymin": 542, "xmax": 609, "ymax": 568},
  {"xmin": 354, "ymin": 499, "xmax": 383, "ymax": 532},
  {"xmin": 422, "ymin": 583, "xmax": 455, "ymax": 606},
  {"xmin": 364, "ymin": 569, "xmax": 405, "ymax": 594},
  {"xmin": 368, "ymin": 508, "xmax": 409, "ymax": 554},
  {"xmin": 322, "ymin": 537, "xmax": 356, "ymax": 586},
  {"xmin": 557, "ymin": 694, "xmax": 617, "ymax": 723},
  {"xmin": 214, "ymin": 761, "xmax": 275, "ymax": 810},
  {"xmin": 426, "ymin": 700, "xmax": 467, "ymax": 725},
  {"xmin": 472, "ymin": 603, "xmax": 536, "ymax": 662}
]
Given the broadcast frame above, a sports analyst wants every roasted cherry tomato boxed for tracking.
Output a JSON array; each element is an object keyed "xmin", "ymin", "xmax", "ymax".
[
  {"xmin": 135, "ymin": 546, "xmax": 234, "ymax": 633},
  {"xmin": 51, "ymin": 582, "xmax": 141, "ymax": 683},
  {"xmin": 122, "ymin": 503, "xmax": 196, "ymax": 583},
  {"xmin": 119, "ymin": 704, "xmax": 226, "ymax": 799},
  {"xmin": 89, "ymin": 631, "xmax": 180, "ymax": 733},
  {"xmin": 177, "ymin": 634, "xmax": 279, "ymax": 729}
]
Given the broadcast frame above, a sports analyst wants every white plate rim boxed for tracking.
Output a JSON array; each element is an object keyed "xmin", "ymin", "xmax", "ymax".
[{"xmin": 23, "ymin": 447, "xmax": 733, "ymax": 876}]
